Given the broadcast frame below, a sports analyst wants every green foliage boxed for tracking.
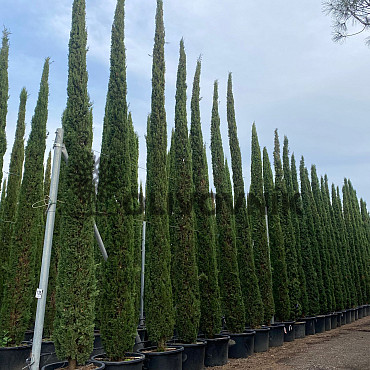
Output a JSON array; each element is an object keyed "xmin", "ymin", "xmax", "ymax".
[
  {"xmin": 145, "ymin": 0, "xmax": 174, "ymax": 351},
  {"xmin": 94, "ymin": 0, "xmax": 136, "ymax": 360},
  {"xmin": 248, "ymin": 123, "xmax": 274, "ymax": 324},
  {"xmin": 263, "ymin": 147, "xmax": 290, "ymax": 321},
  {"xmin": 44, "ymin": 151, "xmax": 52, "ymax": 198},
  {"xmin": 282, "ymin": 137, "xmax": 305, "ymax": 318},
  {"xmin": 170, "ymin": 40, "xmax": 200, "ymax": 343},
  {"xmin": 210, "ymin": 81, "xmax": 245, "ymax": 333},
  {"xmin": 189, "ymin": 58, "xmax": 221, "ymax": 338},
  {"xmin": 0, "ymin": 28, "xmax": 10, "ymax": 188},
  {"xmin": 227, "ymin": 73, "xmax": 263, "ymax": 327},
  {"xmin": 299, "ymin": 157, "xmax": 322, "ymax": 315},
  {"xmin": 0, "ymin": 59, "xmax": 49, "ymax": 346},
  {"xmin": 310, "ymin": 166, "xmax": 334, "ymax": 312},
  {"xmin": 53, "ymin": 0, "xmax": 96, "ymax": 364},
  {"xmin": 0, "ymin": 88, "xmax": 27, "ymax": 308}
]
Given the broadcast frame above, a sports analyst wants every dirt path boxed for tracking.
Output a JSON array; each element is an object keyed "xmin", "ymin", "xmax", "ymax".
[{"xmin": 210, "ymin": 315, "xmax": 370, "ymax": 369}]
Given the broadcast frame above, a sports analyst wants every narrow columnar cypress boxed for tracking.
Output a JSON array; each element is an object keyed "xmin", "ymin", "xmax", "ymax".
[
  {"xmin": 296, "ymin": 156, "xmax": 319, "ymax": 315},
  {"xmin": 300, "ymin": 160, "xmax": 327, "ymax": 314},
  {"xmin": 227, "ymin": 73, "xmax": 263, "ymax": 327},
  {"xmin": 210, "ymin": 81, "xmax": 245, "ymax": 332},
  {"xmin": 263, "ymin": 147, "xmax": 290, "ymax": 321},
  {"xmin": 53, "ymin": 0, "xmax": 96, "ymax": 366},
  {"xmin": 310, "ymin": 165, "xmax": 334, "ymax": 312},
  {"xmin": 348, "ymin": 181, "xmax": 369, "ymax": 302},
  {"xmin": 282, "ymin": 137, "xmax": 305, "ymax": 318},
  {"xmin": 95, "ymin": 0, "xmax": 136, "ymax": 360},
  {"xmin": 0, "ymin": 59, "xmax": 49, "ymax": 346},
  {"xmin": 360, "ymin": 200, "xmax": 370, "ymax": 298},
  {"xmin": 129, "ymin": 112, "xmax": 141, "ymax": 318},
  {"xmin": 170, "ymin": 40, "xmax": 200, "ymax": 343},
  {"xmin": 145, "ymin": 0, "xmax": 174, "ymax": 351},
  {"xmin": 44, "ymin": 150, "xmax": 52, "ymax": 198},
  {"xmin": 342, "ymin": 180, "xmax": 361, "ymax": 306},
  {"xmin": 0, "ymin": 29, "xmax": 10, "ymax": 188},
  {"xmin": 249, "ymin": 123, "xmax": 274, "ymax": 324},
  {"xmin": 321, "ymin": 175, "xmax": 343, "ymax": 310},
  {"xmin": 0, "ymin": 88, "xmax": 27, "ymax": 308},
  {"xmin": 333, "ymin": 185, "xmax": 356, "ymax": 307},
  {"xmin": 190, "ymin": 59, "xmax": 221, "ymax": 338},
  {"xmin": 0, "ymin": 179, "xmax": 6, "ymax": 216}
]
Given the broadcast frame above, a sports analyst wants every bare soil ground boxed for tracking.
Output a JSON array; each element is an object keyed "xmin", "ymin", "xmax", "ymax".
[{"xmin": 209, "ymin": 315, "xmax": 370, "ymax": 369}]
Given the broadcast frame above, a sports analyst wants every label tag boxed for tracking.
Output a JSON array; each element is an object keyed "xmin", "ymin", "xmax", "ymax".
[{"xmin": 35, "ymin": 288, "xmax": 43, "ymax": 299}]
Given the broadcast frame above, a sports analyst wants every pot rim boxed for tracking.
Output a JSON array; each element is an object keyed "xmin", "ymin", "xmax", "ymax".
[{"xmin": 91, "ymin": 352, "xmax": 144, "ymax": 365}]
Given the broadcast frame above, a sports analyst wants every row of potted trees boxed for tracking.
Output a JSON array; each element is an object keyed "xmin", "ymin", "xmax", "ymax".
[{"xmin": 0, "ymin": 0, "xmax": 369, "ymax": 369}]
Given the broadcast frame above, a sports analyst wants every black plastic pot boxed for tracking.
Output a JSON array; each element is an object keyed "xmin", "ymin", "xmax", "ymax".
[
  {"xmin": 91, "ymin": 353, "xmax": 145, "ymax": 370},
  {"xmin": 314, "ymin": 315, "xmax": 326, "ymax": 334},
  {"xmin": 0, "ymin": 343, "xmax": 32, "ymax": 370},
  {"xmin": 351, "ymin": 308, "xmax": 356, "ymax": 322},
  {"xmin": 227, "ymin": 330, "xmax": 255, "ymax": 358},
  {"xmin": 345, "ymin": 309, "xmax": 352, "ymax": 323},
  {"xmin": 203, "ymin": 335, "xmax": 229, "ymax": 367},
  {"xmin": 293, "ymin": 322, "xmax": 305, "ymax": 339},
  {"xmin": 279, "ymin": 321, "xmax": 295, "ymax": 342},
  {"xmin": 139, "ymin": 346, "xmax": 183, "ymax": 370},
  {"xmin": 254, "ymin": 327, "xmax": 270, "ymax": 353},
  {"xmin": 358, "ymin": 306, "xmax": 364, "ymax": 319},
  {"xmin": 336, "ymin": 312, "xmax": 343, "ymax": 327},
  {"xmin": 268, "ymin": 324, "xmax": 284, "ymax": 347},
  {"xmin": 138, "ymin": 328, "xmax": 148, "ymax": 342},
  {"xmin": 168, "ymin": 340, "xmax": 206, "ymax": 370},
  {"xmin": 41, "ymin": 360, "xmax": 105, "ymax": 370},
  {"xmin": 24, "ymin": 330, "xmax": 34, "ymax": 341},
  {"xmin": 355, "ymin": 307, "xmax": 359, "ymax": 320},
  {"xmin": 330, "ymin": 313, "xmax": 338, "ymax": 329},
  {"xmin": 41, "ymin": 340, "xmax": 56, "ymax": 354},
  {"xmin": 324, "ymin": 314, "xmax": 332, "ymax": 331},
  {"xmin": 301, "ymin": 317, "xmax": 315, "ymax": 335}
]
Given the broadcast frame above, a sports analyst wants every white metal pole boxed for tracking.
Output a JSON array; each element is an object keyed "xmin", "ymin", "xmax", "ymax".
[{"xmin": 30, "ymin": 128, "xmax": 65, "ymax": 370}]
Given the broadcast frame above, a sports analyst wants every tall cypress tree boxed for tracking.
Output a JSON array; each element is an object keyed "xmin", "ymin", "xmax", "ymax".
[
  {"xmin": 321, "ymin": 175, "xmax": 343, "ymax": 311},
  {"xmin": 189, "ymin": 58, "xmax": 221, "ymax": 338},
  {"xmin": 263, "ymin": 147, "xmax": 290, "ymax": 321},
  {"xmin": 170, "ymin": 40, "xmax": 200, "ymax": 343},
  {"xmin": 227, "ymin": 73, "xmax": 263, "ymax": 327},
  {"xmin": 310, "ymin": 165, "xmax": 334, "ymax": 312},
  {"xmin": 145, "ymin": 0, "xmax": 174, "ymax": 351},
  {"xmin": 53, "ymin": 0, "xmax": 96, "ymax": 366},
  {"xmin": 282, "ymin": 137, "xmax": 305, "ymax": 318},
  {"xmin": 210, "ymin": 80, "xmax": 245, "ymax": 332},
  {"xmin": 0, "ymin": 29, "xmax": 10, "ymax": 188},
  {"xmin": 0, "ymin": 59, "xmax": 49, "ymax": 346},
  {"xmin": 332, "ymin": 185, "xmax": 356, "ymax": 307},
  {"xmin": 248, "ymin": 123, "xmax": 274, "ymax": 324},
  {"xmin": 0, "ymin": 88, "xmax": 27, "ymax": 308},
  {"xmin": 0, "ymin": 179, "xmax": 6, "ymax": 217},
  {"xmin": 96, "ymin": 0, "xmax": 136, "ymax": 360},
  {"xmin": 342, "ymin": 179, "xmax": 361, "ymax": 306},
  {"xmin": 294, "ymin": 155, "xmax": 319, "ymax": 316}
]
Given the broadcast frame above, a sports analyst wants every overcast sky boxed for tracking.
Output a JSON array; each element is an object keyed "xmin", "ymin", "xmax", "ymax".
[{"xmin": 2, "ymin": 0, "xmax": 370, "ymax": 204}]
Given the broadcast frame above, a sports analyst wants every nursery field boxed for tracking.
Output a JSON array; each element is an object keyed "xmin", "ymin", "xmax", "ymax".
[{"xmin": 211, "ymin": 315, "xmax": 370, "ymax": 370}]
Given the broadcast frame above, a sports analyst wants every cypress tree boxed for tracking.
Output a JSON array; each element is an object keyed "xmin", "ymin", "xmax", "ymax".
[
  {"xmin": 310, "ymin": 166, "xmax": 334, "ymax": 312},
  {"xmin": 0, "ymin": 179, "xmax": 6, "ymax": 217},
  {"xmin": 95, "ymin": 0, "xmax": 136, "ymax": 360},
  {"xmin": 0, "ymin": 29, "xmax": 10, "ymax": 188},
  {"xmin": 263, "ymin": 147, "xmax": 290, "ymax": 321},
  {"xmin": 342, "ymin": 179, "xmax": 362, "ymax": 306},
  {"xmin": 170, "ymin": 40, "xmax": 200, "ymax": 343},
  {"xmin": 248, "ymin": 123, "xmax": 274, "ymax": 324},
  {"xmin": 189, "ymin": 58, "xmax": 221, "ymax": 338},
  {"xmin": 227, "ymin": 73, "xmax": 263, "ymax": 327},
  {"xmin": 0, "ymin": 59, "xmax": 49, "ymax": 346},
  {"xmin": 0, "ymin": 88, "xmax": 27, "ymax": 308},
  {"xmin": 145, "ymin": 0, "xmax": 174, "ymax": 351},
  {"xmin": 53, "ymin": 0, "xmax": 96, "ymax": 365},
  {"xmin": 282, "ymin": 137, "xmax": 306, "ymax": 318},
  {"xmin": 296, "ymin": 156, "xmax": 320, "ymax": 315},
  {"xmin": 321, "ymin": 175, "xmax": 343, "ymax": 311},
  {"xmin": 44, "ymin": 150, "xmax": 52, "ymax": 198},
  {"xmin": 333, "ymin": 185, "xmax": 356, "ymax": 307},
  {"xmin": 210, "ymin": 80, "xmax": 245, "ymax": 332}
]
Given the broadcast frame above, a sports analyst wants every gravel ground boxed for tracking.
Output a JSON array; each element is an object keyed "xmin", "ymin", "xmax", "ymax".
[{"xmin": 209, "ymin": 315, "xmax": 370, "ymax": 369}]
